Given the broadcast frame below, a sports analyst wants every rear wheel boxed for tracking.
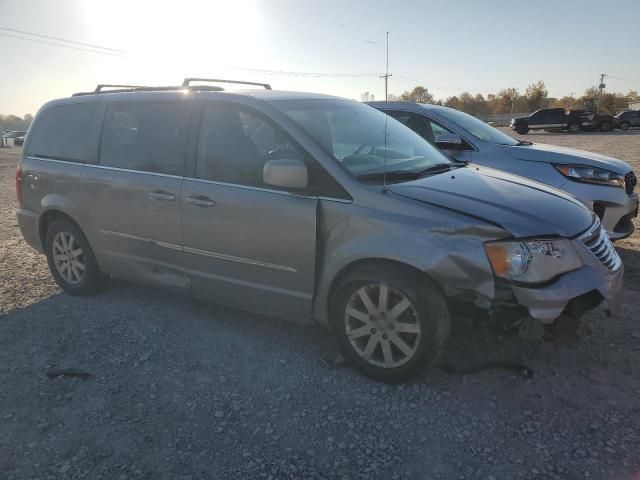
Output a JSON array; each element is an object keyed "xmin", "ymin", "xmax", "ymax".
[
  {"xmin": 567, "ymin": 122, "xmax": 581, "ymax": 133},
  {"xmin": 619, "ymin": 122, "xmax": 630, "ymax": 131},
  {"xmin": 330, "ymin": 268, "xmax": 450, "ymax": 382},
  {"xmin": 600, "ymin": 122, "xmax": 612, "ymax": 132},
  {"xmin": 45, "ymin": 219, "xmax": 103, "ymax": 295}
]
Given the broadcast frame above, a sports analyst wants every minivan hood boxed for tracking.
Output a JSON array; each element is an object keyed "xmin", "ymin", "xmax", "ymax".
[
  {"xmin": 388, "ymin": 166, "xmax": 593, "ymax": 238},
  {"xmin": 501, "ymin": 142, "xmax": 631, "ymax": 175}
]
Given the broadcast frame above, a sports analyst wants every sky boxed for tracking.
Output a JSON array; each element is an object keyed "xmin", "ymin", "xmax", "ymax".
[{"xmin": 1, "ymin": 0, "xmax": 640, "ymax": 115}]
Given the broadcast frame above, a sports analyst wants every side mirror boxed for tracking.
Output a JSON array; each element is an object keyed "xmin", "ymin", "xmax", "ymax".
[
  {"xmin": 263, "ymin": 159, "xmax": 308, "ymax": 189},
  {"xmin": 435, "ymin": 133, "xmax": 463, "ymax": 149}
]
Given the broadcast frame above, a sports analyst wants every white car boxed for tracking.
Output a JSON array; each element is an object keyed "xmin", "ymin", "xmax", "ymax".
[{"xmin": 370, "ymin": 102, "xmax": 638, "ymax": 240}]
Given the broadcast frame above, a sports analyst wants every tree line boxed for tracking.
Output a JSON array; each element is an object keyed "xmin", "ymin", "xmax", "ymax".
[
  {"xmin": 361, "ymin": 81, "xmax": 639, "ymax": 116},
  {"xmin": 0, "ymin": 114, "xmax": 33, "ymax": 131}
]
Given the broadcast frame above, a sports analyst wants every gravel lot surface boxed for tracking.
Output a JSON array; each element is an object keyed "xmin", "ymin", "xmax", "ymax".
[{"xmin": 1, "ymin": 130, "xmax": 639, "ymax": 480}]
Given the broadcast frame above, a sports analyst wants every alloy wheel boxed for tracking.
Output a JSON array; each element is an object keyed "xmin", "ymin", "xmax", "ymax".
[
  {"xmin": 52, "ymin": 232, "xmax": 86, "ymax": 284},
  {"xmin": 344, "ymin": 283, "xmax": 421, "ymax": 368}
]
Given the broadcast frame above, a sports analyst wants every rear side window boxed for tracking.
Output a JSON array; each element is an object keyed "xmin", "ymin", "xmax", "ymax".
[
  {"xmin": 100, "ymin": 102, "xmax": 189, "ymax": 176},
  {"xmin": 26, "ymin": 103, "xmax": 101, "ymax": 162}
]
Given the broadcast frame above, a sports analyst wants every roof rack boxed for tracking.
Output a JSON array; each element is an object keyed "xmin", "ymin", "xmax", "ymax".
[
  {"xmin": 182, "ymin": 77, "xmax": 271, "ymax": 90},
  {"xmin": 95, "ymin": 84, "xmax": 145, "ymax": 93},
  {"xmin": 72, "ymin": 85, "xmax": 184, "ymax": 96},
  {"xmin": 72, "ymin": 77, "xmax": 271, "ymax": 97}
]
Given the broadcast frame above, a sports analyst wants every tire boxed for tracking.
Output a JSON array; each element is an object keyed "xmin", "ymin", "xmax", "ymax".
[
  {"xmin": 619, "ymin": 122, "xmax": 630, "ymax": 131},
  {"xmin": 567, "ymin": 122, "xmax": 581, "ymax": 134},
  {"xmin": 330, "ymin": 267, "xmax": 451, "ymax": 383},
  {"xmin": 599, "ymin": 122, "xmax": 611, "ymax": 132},
  {"xmin": 45, "ymin": 219, "xmax": 103, "ymax": 295},
  {"xmin": 515, "ymin": 125, "xmax": 529, "ymax": 135}
]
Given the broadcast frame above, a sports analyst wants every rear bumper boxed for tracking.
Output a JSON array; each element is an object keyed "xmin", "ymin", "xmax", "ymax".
[{"xmin": 16, "ymin": 208, "xmax": 43, "ymax": 253}]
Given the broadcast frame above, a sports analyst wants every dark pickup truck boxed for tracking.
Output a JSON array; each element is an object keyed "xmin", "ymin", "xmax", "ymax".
[{"xmin": 510, "ymin": 108, "xmax": 616, "ymax": 134}]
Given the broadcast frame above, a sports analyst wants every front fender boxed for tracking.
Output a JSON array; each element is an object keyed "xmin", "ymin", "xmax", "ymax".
[{"xmin": 312, "ymin": 199, "xmax": 507, "ymax": 325}]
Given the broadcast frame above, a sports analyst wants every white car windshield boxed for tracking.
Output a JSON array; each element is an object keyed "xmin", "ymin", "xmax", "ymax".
[
  {"xmin": 433, "ymin": 106, "xmax": 520, "ymax": 146},
  {"xmin": 273, "ymin": 99, "xmax": 455, "ymax": 183}
]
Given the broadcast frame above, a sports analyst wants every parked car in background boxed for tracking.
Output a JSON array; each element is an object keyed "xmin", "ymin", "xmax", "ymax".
[
  {"xmin": 567, "ymin": 109, "xmax": 617, "ymax": 132},
  {"xmin": 369, "ymin": 102, "xmax": 638, "ymax": 240},
  {"xmin": 14, "ymin": 133, "xmax": 27, "ymax": 146},
  {"xmin": 16, "ymin": 80, "xmax": 624, "ymax": 382},
  {"xmin": 509, "ymin": 108, "xmax": 616, "ymax": 134},
  {"xmin": 616, "ymin": 110, "xmax": 640, "ymax": 130}
]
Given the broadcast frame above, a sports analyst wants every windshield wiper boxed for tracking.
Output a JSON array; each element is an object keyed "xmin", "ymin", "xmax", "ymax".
[
  {"xmin": 416, "ymin": 162, "xmax": 458, "ymax": 175},
  {"xmin": 356, "ymin": 162, "xmax": 463, "ymax": 183},
  {"xmin": 356, "ymin": 170, "xmax": 424, "ymax": 182},
  {"xmin": 516, "ymin": 140, "xmax": 532, "ymax": 146}
]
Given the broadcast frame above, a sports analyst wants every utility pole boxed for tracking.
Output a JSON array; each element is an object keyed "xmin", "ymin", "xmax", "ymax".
[
  {"xmin": 598, "ymin": 73, "xmax": 606, "ymax": 110},
  {"xmin": 380, "ymin": 32, "xmax": 392, "ymax": 101}
]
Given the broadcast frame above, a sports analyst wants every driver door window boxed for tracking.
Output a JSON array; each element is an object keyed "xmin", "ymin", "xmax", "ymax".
[{"xmin": 196, "ymin": 104, "xmax": 305, "ymax": 188}]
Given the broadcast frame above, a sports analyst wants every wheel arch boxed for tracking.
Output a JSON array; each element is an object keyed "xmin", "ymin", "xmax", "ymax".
[
  {"xmin": 39, "ymin": 209, "xmax": 83, "ymax": 251},
  {"xmin": 319, "ymin": 257, "xmax": 444, "ymax": 327}
]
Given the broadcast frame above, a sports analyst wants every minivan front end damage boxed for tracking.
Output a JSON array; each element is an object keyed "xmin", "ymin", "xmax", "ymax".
[{"xmin": 442, "ymin": 219, "xmax": 623, "ymax": 339}]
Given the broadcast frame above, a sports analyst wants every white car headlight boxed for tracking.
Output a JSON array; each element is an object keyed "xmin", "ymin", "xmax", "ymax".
[
  {"xmin": 554, "ymin": 164, "xmax": 625, "ymax": 188},
  {"xmin": 484, "ymin": 239, "xmax": 582, "ymax": 283}
]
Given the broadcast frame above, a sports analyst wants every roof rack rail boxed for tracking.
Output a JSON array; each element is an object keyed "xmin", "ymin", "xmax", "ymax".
[
  {"xmin": 72, "ymin": 77, "xmax": 271, "ymax": 97},
  {"xmin": 72, "ymin": 85, "xmax": 184, "ymax": 97},
  {"xmin": 182, "ymin": 77, "xmax": 271, "ymax": 90},
  {"xmin": 94, "ymin": 84, "xmax": 145, "ymax": 93}
]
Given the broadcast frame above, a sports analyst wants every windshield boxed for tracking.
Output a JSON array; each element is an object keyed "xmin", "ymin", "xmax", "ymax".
[
  {"xmin": 433, "ymin": 107, "xmax": 520, "ymax": 146},
  {"xmin": 272, "ymin": 99, "xmax": 452, "ymax": 182}
]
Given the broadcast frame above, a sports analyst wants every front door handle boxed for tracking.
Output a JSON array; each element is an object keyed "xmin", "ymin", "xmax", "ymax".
[
  {"xmin": 148, "ymin": 190, "xmax": 176, "ymax": 201},
  {"xmin": 186, "ymin": 195, "xmax": 216, "ymax": 207}
]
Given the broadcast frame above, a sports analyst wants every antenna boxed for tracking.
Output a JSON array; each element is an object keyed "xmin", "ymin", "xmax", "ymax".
[
  {"xmin": 379, "ymin": 32, "xmax": 392, "ymax": 101},
  {"xmin": 383, "ymin": 109, "xmax": 388, "ymax": 192}
]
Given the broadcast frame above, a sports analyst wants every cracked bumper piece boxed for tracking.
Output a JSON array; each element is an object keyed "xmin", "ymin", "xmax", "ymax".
[{"xmin": 510, "ymin": 263, "xmax": 624, "ymax": 324}]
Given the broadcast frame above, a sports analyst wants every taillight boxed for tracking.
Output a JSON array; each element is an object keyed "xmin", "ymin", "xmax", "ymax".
[{"xmin": 15, "ymin": 165, "xmax": 22, "ymax": 205}]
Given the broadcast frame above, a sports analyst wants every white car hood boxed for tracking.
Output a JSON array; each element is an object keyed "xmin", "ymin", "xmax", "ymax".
[{"xmin": 501, "ymin": 142, "xmax": 631, "ymax": 175}]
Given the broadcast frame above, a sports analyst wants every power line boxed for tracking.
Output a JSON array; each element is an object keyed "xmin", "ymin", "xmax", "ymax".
[
  {"xmin": 0, "ymin": 26, "xmax": 125, "ymax": 53},
  {"xmin": 0, "ymin": 32, "xmax": 124, "ymax": 57},
  {"xmin": 231, "ymin": 67, "xmax": 379, "ymax": 78},
  {"xmin": 395, "ymin": 74, "xmax": 467, "ymax": 91},
  {"xmin": 606, "ymin": 75, "xmax": 640, "ymax": 85}
]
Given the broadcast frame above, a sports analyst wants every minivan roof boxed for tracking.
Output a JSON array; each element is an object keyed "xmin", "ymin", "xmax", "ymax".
[{"xmin": 43, "ymin": 88, "xmax": 348, "ymax": 111}]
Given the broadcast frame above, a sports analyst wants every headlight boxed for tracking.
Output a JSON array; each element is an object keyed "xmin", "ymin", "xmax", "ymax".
[
  {"xmin": 554, "ymin": 164, "xmax": 625, "ymax": 187},
  {"xmin": 484, "ymin": 239, "xmax": 582, "ymax": 283}
]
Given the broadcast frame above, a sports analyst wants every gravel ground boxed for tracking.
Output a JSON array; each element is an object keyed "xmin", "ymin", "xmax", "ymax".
[{"xmin": 1, "ymin": 131, "xmax": 639, "ymax": 480}]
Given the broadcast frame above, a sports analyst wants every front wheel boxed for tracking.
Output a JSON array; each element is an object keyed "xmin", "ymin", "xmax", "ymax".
[
  {"xmin": 619, "ymin": 122, "xmax": 630, "ymax": 131},
  {"xmin": 330, "ymin": 269, "xmax": 450, "ymax": 382},
  {"xmin": 600, "ymin": 122, "xmax": 612, "ymax": 132},
  {"xmin": 515, "ymin": 125, "xmax": 529, "ymax": 135},
  {"xmin": 567, "ymin": 122, "xmax": 581, "ymax": 133},
  {"xmin": 45, "ymin": 219, "xmax": 103, "ymax": 295}
]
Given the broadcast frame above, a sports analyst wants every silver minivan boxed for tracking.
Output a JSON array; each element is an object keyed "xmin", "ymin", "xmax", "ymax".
[{"xmin": 16, "ymin": 80, "xmax": 624, "ymax": 382}]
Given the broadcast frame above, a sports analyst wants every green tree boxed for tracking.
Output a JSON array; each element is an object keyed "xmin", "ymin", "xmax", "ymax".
[
  {"xmin": 495, "ymin": 88, "xmax": 521, "ymax": 114},
  {"xmin": 399, "ymin": 86, "xmax": 434, "ymax": 104},
  {"xmin": 524, "ymin": 81, "xmax": 548, "ymax": 111},
  {"xmin": 551, "ymin": 96, "xmax": 578, "ymax": 109}
]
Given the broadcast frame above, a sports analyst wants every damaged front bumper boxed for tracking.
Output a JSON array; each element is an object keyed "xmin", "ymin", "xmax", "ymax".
[
  {"xmin": 511, "ymin": 224, "xmax": 624, "ymax": 324},
  {"xmin": 449, "ymin": 224, "xmax": 624, "ymax": 332}
]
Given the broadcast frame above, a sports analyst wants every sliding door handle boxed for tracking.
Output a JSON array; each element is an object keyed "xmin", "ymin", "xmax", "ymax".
[{"xmin": 186, "ymin": 195, "xmax": 216, "ymax": 207}]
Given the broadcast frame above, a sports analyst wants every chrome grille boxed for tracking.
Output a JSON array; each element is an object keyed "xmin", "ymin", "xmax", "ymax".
[
  {"xmin": 625, "ymin": 171, "xmax": 636, "ymax": 195},
  {"xmin": 580, "ymin": 220, "xmax": 622, "ymax": 271}
]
